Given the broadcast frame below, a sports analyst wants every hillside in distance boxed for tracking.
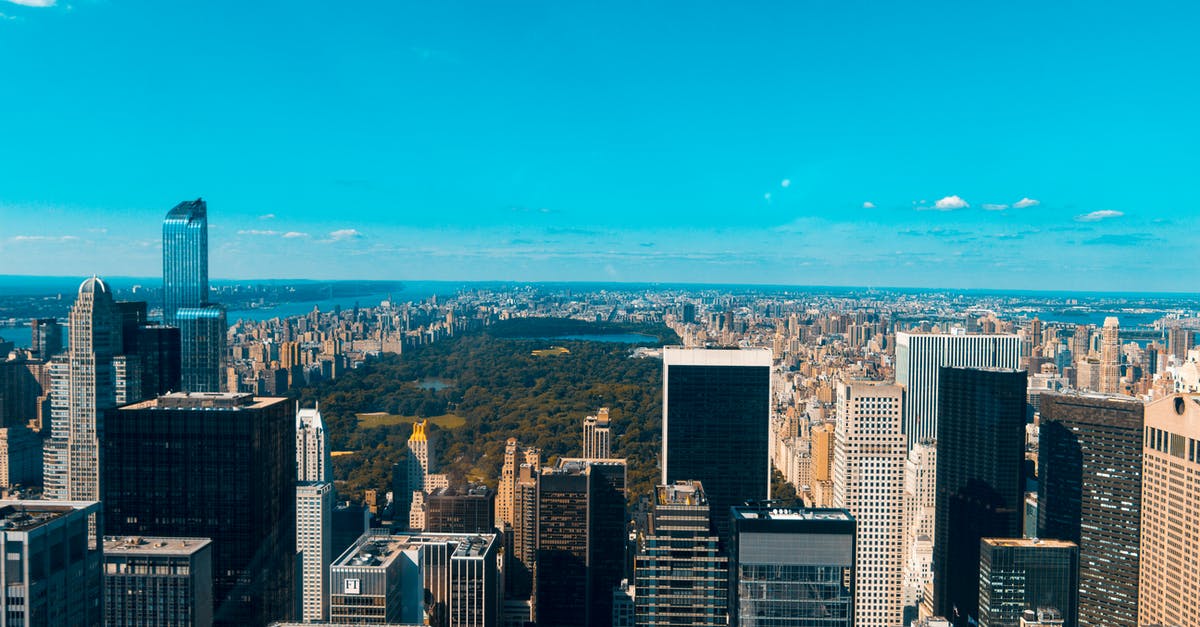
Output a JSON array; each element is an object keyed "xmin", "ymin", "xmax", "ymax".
[{"xmin": 293, "ymin": 318, "xmax": 677, "ymax": 503}]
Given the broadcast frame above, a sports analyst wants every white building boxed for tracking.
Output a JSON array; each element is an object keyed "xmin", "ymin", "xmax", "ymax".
[
  {"xmin": 834, "ymin": 380, "xmax": 906, "ymax": 627},
  {"xmin": 902, "ymin": 440, "xmax": 937, "ymax": 615},
  {"xmin": 297, "ymin": 481, "xmax": 334, "ymax": 621},
  {"xmin": 297, "ymin": 404, "xmax": 331, "ymax": 482}
]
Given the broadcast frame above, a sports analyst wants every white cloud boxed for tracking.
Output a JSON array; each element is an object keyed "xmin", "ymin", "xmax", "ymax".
[
  {"xmin": 982, "ymin": 203, "xmax": 1009, "ymax": 211},
  {"xmin": 2, "ymin": 0, "xmax": 56, "ymax": 6},
  {"xmin": 933, "ymin": 195, "xmax": 969, "ymax": 210},
  {"xmin": 781, "ymin": 179, "xmax": 791, "ymax": 188},
  {"xmin": 328, "ymin": 228, "xmax": 363, "ymax": 241},
  {"xmin": 862, "ymin": 201, "xmax": 875, "ymax": 209},
  {"xmin": 11, "ymin": 234, "xmax": 77, "ymax": 242},
  {"xmin": 764, "ymin": 193, "xmax": 772, "ymax": 201},
  {"xmin": 282, "ymin": 231, "xmax": 310, "ymax": 239},
  {"xmin": 237, "ymin": 229, "xmax": 280, "ymax": 236},
  {"xmin": 1076, "ymin": 210, "xmax": 1124, "ymax": 222},
  {"xmin": 259, "ymin": 213, "xmax": 276, "ymax": 220},
  {"xmin": 1013, "ymin": 197, "xmax": 1040, "ymax": 209}
]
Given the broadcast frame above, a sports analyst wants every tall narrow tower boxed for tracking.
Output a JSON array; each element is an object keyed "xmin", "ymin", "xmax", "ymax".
[
  {"xmin": 582, "ymin": 407, "xmax": 611, "ymax": 459},
  {"xmin": 296, "ymin": 404, "xmax": 330, "ymax": 482},
  {"xmin": 162, "ymin": 199, "xmax": 209, "ymax": 326},
  {"xmin": 1100, "ymin": 317, "xmax": 1121, "ymax": 394}
]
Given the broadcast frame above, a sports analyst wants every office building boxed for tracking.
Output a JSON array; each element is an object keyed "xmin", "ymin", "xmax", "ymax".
[
  {"xmin": 634, "ymin": 480, "xmax": 728, "ymax": 626},
  {"xmin": 44, "ymin": 277, "xmax": 122, "ymax": 545},
  {"xmin": 662, "ymin": 347, "xmax": 771, "ymax": 538},
  {"xmin": 582, "ymin": 407, "xmax": 611, "ymax": 459},
  {"xmin": 297, "ymin": 404, "xmax": 331, "ymax": 482},
  {"xmin": 30, "ymin": 317, "xmax": 63, "ymax": 359},
  {"xmin": 1138, "ymin": 394, "xmax": 1200, "ymax": 627},
  {"xmin": 508, "ymin": 460, "xmax": 539, "ymax": 601},
  {"xmin": 297, "ymin": 481, "xmax": 334, "ymax": 622},
  {"xmin": 425, "ymin": 484, "xmax": 495, "ymax": 534},
  {"xmin": 729, "ymin": 505, "xmax": 856, "ymax": 627},
  {"xmin": 130, "ymin": 323, "xmax": 182, "ymax": 398},
  {"xmin": 978, "ymin": 538, "xmax": 1078, "ymax": 627},
  {"xmin": 446, "ymin": 534, "xmax": 500, "ymax": 627},
  {"xmin": 895, "ymin": 331, "xmax": 1022, "ymax": 449},
  {"xmin": 105, "ymin": 392, "xmax": 295, "ymax": 627},
  {"xmin": 933, "ymin": 368, "xmax": 1027, "ymax": 625},
  {"xmin": 811, "ymin": 422, "xmax": 835, "ymax": 505},
  {"xmin": 1099, "ymin": 317, "xmax": 1121, "ymax": 394},
  {"xmin": 613, "ymin": 580, "xmax": 635, "ymax": 627},
  {"xmin": 495, "ymin": 438, "xmax": 539, "ymax": 530},
  {"xmin": 162, "ymin": 198, "xmax": 210, "ymax": 326},
  {"xmin": 330, "ymin": 531, "xmax": 425, "ymax": 624},
  {"xmin": 0, "ymin": 500, "xmax": 103, "ymax": 626},
  {"xmin": 834, "ymin": 381, "xmax": 906, "ymax": 627},
  {"xmin": 178, "ymin": 305, "xmax": 226, "ymax": 393},
  {"xmin": 103, "ymin": 536, "xmax": 214, "ymax": 627},
  {"xmin": 0, "ymin": 425, "xmax": 42, "ymax": 487},
  {"xmin": 903, "ymin": 440, "xmax": 937, "ymax": 615},
  {"xmin": 0, "ymin": 353, "xmax": 43, "ymax": 428},
  {"xmin": 536, "ymin": 458, "xmax": 627, "ymax": 627},
  {"xmin": 1167, "ymin": 324, "xmax": 1195, "ymax": 362},
  {"xmin": 1038, "ymin": 393, "xmax": 1143, "ymax": 627},
  {"xmin": 405, "ymin": 420, "xmax": 450, "ymax": 529}
]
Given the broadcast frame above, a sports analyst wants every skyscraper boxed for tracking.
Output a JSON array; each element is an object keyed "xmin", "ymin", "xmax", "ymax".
[
  {"xmin": 44, "ymin": 277, "xmax": 122, "ymax": 544},
  {"xmin": 834, "ymin": 380, "xmax": 906, "ymax": 627},
  {"xmin": 296, "ymin": 404, "xmax": 331, "ymax": 482},
  {"xmin": 297, "ymin": 482, "xmax": 333, "ymax": 623},
  {"xmin": 662, "ymin": 346, "xmax": 771, "ymax": 538},
  {"xmin": 933, "ymin": 367, "xmax": 1027, "ymax": 626},
  {"xmin": 105, "ymin": 392, "xmax": 296, "ymax": 626},
  {"xmin": 495, "ymin": 437, "xmax": 540, "ymax": 530},
  {"xmin": 104, "ymin": 536, "xmax": 214, "ymax": 627},
  {"xmin": 978, "ymin": 538, "xmax": 1078, "ymax": 627},
  {"xmin": 1138, "ymin": 393, "xmax": 1200, "ymax": 627},
  {"xmin": 582, "ymin": 407, "xmax": 612, "ymax": 459},
  {"xmin": 903, "ymin": 440, "xmax": 937, "ymax": 617},
  {"xmin": 29, "ymin": 317, "xmax": 63, "ymax": 360},
  {"xmin": 178, "ymin": 305, "xmax": 226, "ymax": 393},
  {"xmin": 163, "ymin": 199, "xmax": 209, "ymax": 327},
  {"xmin": 729, "ymin": 505, "xmax": 856, "ymax": 627},
  {"xmin": 895, "ymin": 331, "xmax": 1022, "ymax": 449},
  {"xmin": 0, "ymin": 500, "xmax": 104, "ymax": 626},
  {"xmin": 634, "ymin": 481, "xmax": 728, "ymax": 626},
  {"xmin": 1038, "ymin": 393, "xmax": 1143, "ymax": 627},
  {"xmin": 1099, "ymin": 317, "xmax": 1121, "ymax": 394}
]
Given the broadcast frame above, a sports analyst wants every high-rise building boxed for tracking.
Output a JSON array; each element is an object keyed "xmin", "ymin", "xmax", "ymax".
[
  {"xmin": 163, "ymin": 199, "xmax": 210, "ymax": 327},
  {"xmin": 130, "ymin": 323, "xmax": 182, "ymax": 398},
  {"xmin": 509, "ymin": 460, "xmax": 540, "ymax": 602},
  {"xmin": 495, "ymin": 438, "xmax": 540, "ymax": 530},
  {"xmin": 406, "ymin": 420, "xmax": 450, "ymax": 529},
  {"xmin": 103, "ymin": 536, "xmax": 214, "ymax": 627},
  {"xmin": 29, "ymin": 317, "xmax": 63, "ymax": 359},
  {"xmin": 297, "ymin": 481, "xmax": 334, "ymax": 622},
  {"xmin": 44, "ymin": 277, "xmax": 122, "ymax": 546},
  {"xmin": 329, "ymin": 531, "xmax": 425, "ymax": 625},
  {"xmin": 1099, "ymin": 317, "xmax": 1121, "ymax": 394},
  {"xmin": 582, "ymin": 407, "xmax": 612, "ymax": 459},
  {"xmin": 535, "ymin": 458, "xmax": 627, "ymax": 627},
  {"xmin": 1167, "ymin": 324, "xmax": 1196, "ymax": 362},
  {"xmin": 662, "ymin": 347, "xmax": 771, "ymax": 538},
  {"xmin": 105, "ymin": 392, "xmax": 296, "ymax": 626},
  {"xmin": 178, "ymin": 305, "xmax": 226, "ymax": 393},
  {"xmin": 834, "ymin": 381, "xmax": 906, "ymax": 627},
  {"xmin": 296, "ymin": 404, "xmax": 331, "ymax": 482},
  {"xmin": 425, "ymin": 484, "xmax": 495, "ymax": 534},
  {"xmin": 0, "ymin": 425, "xmax": 42, "ymax": 488},
  {"xmin": 811, "ymin": 421, "xmax": 836, "ymax": 507},
  {"xmin": 978, "ymin": 538, "xmax": 1078, "ymax": 627},
  {"xmin": 0, "ymin": 500, "xmax": 104, "ymax": 625},
  {"xmin": 1037, "ymin": 393, "xmax": 1143, "ymax": 627},
  {"xmin": 0, "ymin": 354, "xmax": 42, "ymax": 428},
  {"xmin": 634, "ymin": 481, "xmax": 728, "ymax": 626},
  {"xmin": 933, "ymin": 367, "xmax": 1027, "ymax": 626},
  {"xmin": 895, "ymin": 331, "xmax": 1022, "ymax": 449},
  {"xmin": 903, "ymin": 440, "xmax": 937, "ymax": 616},
  {"xmin": 1138, "ymin": 393, "xmax": 1200, "ymax": 627},
  {"xmin": 729, "ymin": 505, "xmax": 856, "ymax": 627}
]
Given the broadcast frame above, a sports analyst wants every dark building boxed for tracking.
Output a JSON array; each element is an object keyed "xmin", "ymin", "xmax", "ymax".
[
  {"xmin": 103, "ymin": 536, "xmax": 214, "ymax": 627},
  {"xmin": 978, "ymin": 538, "xmax": 1078, "ymax": 627},
  {"xmin": 30, "ymin": 318, "xmax": 63, "ymax": 359},
  {"xmin": 635, "ymin": 481, "xmax": 728, "ymax": 626},
  {"xmin": 425, "ymin": 484, "xmax": 496, "ymax": 534},
  {"xmin": 162, "ymin": 199, "xmax": 209, "ymax": 327},
  {"xmin": 933, "ymin": 367, "xmax": 1027, "ymax": 626},
  {"xmin": 729, "ymin": 506, "xmax": 856, "ymax": 626},
  {"xmin": 104, "ymin": 392, "xmax": 295, "ymax": 627},
  {"xmin": 131, "ymin": 324, "xmax": 182, "ymax": 397},
  {"xmin": 662, "ymin": 347, "xmax": 771, "ymax": 539},
  {"xmin": 535, "ymin": 458, "xmax": 627, "ymax": 627},
  {"xmin": 0, "ymin": 355, "xmax": 42, "ymax": 428},
  {"xmin": 330, "ymin": 501, "xmax": 370, "ymax": 559},
  {"xmin": 0, "ymin": 500, "xmax": 104, "ymax": 626},
  {"xmin": 1037, "ymin": 393, "xmax": 1143, "ymax": 627}
]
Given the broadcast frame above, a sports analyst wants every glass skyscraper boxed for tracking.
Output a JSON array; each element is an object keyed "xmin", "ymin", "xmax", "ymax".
[
  {"xmin": 978, "ymin": 538, "xmax": 1078, "ymax": 627},
  {"xmin": 162, "ymin": 199, "xmax": 209, "ymax": 326}
]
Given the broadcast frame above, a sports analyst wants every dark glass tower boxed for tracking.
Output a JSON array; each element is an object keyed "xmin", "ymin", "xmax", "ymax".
[
  {"xmin": 662, "ymin": 347, "xmax": 771, "ymax": 539},
  {"xmin": 162, "ymin": 199, "xmax": 209, "ymax": 327},
  {"xmin": 978, "ymin": 538, "xmax": 1078, "ymax": 627},
  {"xmin": 104, "ymin": 392, "xmax": 295, "ymax": 627},
  {"xmin": 177, "ymin": 306, "xmax": 226, "ymax": 392},
  {"xmin": 1037, "ymin": 393, "xmax": 1143, "ymax": 627},
  {"xmin": 933, "ymin": 367, "xmax": 1027, "ymax": 626}
]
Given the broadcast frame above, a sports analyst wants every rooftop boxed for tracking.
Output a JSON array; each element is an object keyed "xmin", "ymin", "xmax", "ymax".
[
  {"xmin": 0, "ymin": 501, "xmax": 97, "ymax": 532},
  {"xmin": 983, "ymin": 537, "xmax": 1076, "ymax": 549},
  {"xmin": 333, "ymin": 534, "xmax": 412, "ymax": 570},
  {"xmin": 657, "ymin": 480, "xmax": 707, "ymax": 506},
  {"xmin": 103, "ymin": 536, "xmax": 212, "ymax": 556},
  {"xmin": 732, "ymin": 506, "xmax": 853, "ymax": 522},
  {"xmin": 164, "ymin": 198, "xmax": 206, "ymax": 221},
  {"xmin": 122, "ymin": 392, "xmax": 288, "ymax": 411}
]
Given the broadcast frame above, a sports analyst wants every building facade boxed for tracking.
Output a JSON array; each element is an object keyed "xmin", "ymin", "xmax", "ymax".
[
  {"xmin": 162, "ymin": 199, "xmax": 209, "ymax": 327},
  {"xmin": 582, "ymin": 407, "xmax": 611, "ymax": 459},
  {"xmin": 1037, "ymin": 393, "xmax": 1143, "ymax": 627},
  {"xmin": 297, "ymin": 481, "xmax": 334, "ymax": 622},
  {"xmin": 662, "ymin": 347, "xmax": 772, "ymax": 538},
  {"xmin": 978, "ymin": 538, "xmax": 1078, "ymax": 627},
  {"xmin": 296, "ymin": 404, "xmax": 331, "ymax": 482},
  {"xmin": 0, "ymin": 500, "xmax": 104, "ymax": 626},
  {"xmin": 103, "ymin": 536, "xmax": 214, "ymax": 627}
]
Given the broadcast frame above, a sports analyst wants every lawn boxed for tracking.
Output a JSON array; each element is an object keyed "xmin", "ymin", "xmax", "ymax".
[
  {"xmin": 355, "ymin": 412, "xmax": 467, "ymax": 430},
  {"xmin": 531, "ymin": 346, "xmax": 571, "ymax": 357}
]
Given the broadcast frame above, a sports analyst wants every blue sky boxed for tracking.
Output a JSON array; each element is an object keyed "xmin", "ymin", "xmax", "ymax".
[{"xmin": 0, "ymin": 1, "xmax": 1196, "ymax": 291}]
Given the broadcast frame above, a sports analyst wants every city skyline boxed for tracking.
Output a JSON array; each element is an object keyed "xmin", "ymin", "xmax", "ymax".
[{"xmin": 1, "ymin": 2, "xmax": 1197, "ymax": 290}]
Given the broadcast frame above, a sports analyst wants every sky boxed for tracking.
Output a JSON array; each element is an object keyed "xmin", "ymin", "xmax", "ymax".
[{"xmin": 0, "ymin": 1, "xmax": 1197, "ymax": 291}]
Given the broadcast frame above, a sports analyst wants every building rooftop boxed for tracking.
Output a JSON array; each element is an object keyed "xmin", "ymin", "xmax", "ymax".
[
  {"xmin": 122, "ymin": 392, "xmax": 287, "ymax": 411},
  {"xmin": 983, "ymin": 537, "xmax": 1076, "ymax": 549},
  {"xmin": 165, "ymin": 198, "xmax": 206, "ymax": 221},
  {"xmin": 450, "ymin": 534, "xmax": 496, "ymax": 559},
  {"xmin": 103, "ymin": 536, "xmax": 212, "ymax": 556},
  {"xmin": 656, "ymin": 480, "xmax": 707, "ymax": 506},
  {"xmin": 732, "ymin": 506, "xmax": 853, "ymax": 522},
  {"xmin": 0, "ymin": 501, "xmax": 97, "ymax": 532},
  {"xmin": 333, "ymin": 533, "xmax": 412, "ymax": 570}
]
